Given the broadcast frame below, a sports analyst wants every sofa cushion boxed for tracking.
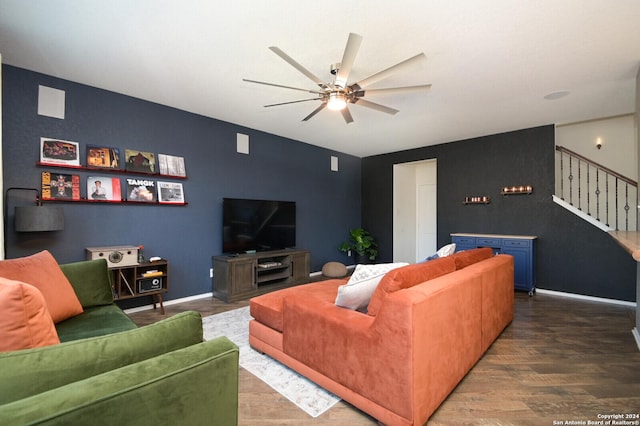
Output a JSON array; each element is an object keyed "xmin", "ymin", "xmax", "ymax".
[
  {"xmin": 0, "ymin": 310, "xmax": 204, "ymax": 405},
  {"xmin": 451, "ymin": 247, "xmax": 493, "ymax": 269},
  {"xmin": 335, "ymin": 262, "xmax": 408, "ymax": 311},
  {"xmin": 367, "ymin": 256, "xmax": 457, "ymax": 317},
  {"xmin": 0, "ymin": 277, "xmax": 60, "ymax": 352},
  {"xmin": 250, "ymin": 280, "xmax": 345, "ymax": 332},
  {"xmin": 0, "ymin": 251, "xmax": 83, "ymax": 323},
  {"xmin": 55, "ymin": 305, "xmax": 138, "ymax": 342},
  {"xmin": 0, "ymin": 336, "xmax": 239, "ymax": 426},
  {"xmin": 60, "ymin": 259, "xmax": 114, "ymax": 308}
]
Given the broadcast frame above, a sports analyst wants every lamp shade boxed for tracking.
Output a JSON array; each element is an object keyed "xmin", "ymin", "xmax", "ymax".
[{"xmin": 14, "ymin": 205, "xmax": 65, "ymax": 232}]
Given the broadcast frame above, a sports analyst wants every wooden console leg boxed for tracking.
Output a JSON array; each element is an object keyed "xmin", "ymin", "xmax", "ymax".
[{"xmin": 153, "ymin": 294, "xmax": 165, "ymax": 315}]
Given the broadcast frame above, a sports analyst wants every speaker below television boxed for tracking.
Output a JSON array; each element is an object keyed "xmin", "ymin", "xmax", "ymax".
[{"xmin": 222, "ymin": 197, "xmax": 296, "ymax": 254}]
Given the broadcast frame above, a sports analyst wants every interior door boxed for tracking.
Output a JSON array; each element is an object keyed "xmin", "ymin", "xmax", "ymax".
[{"xmin": 393, "ymin": 159, "xmax": 437, "ymax": 263}]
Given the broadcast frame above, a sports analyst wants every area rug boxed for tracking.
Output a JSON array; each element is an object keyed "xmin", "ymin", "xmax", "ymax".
[{"xmin": 202, "ymin": 306, "xmax": 340, "ymax": 418}]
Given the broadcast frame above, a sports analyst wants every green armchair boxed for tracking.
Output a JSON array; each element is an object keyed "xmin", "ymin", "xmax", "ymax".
[{"xmin": 0, "ymin": 257, "xmax": 239, "ymax": 425}]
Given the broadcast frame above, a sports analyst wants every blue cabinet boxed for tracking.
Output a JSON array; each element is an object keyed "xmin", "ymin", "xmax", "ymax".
[{"xmin": 451, "ymin": 233, "xmax": 537, "ymax": 295}]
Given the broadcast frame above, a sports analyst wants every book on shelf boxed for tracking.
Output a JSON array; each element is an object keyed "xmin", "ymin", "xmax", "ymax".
[
  {"xmin": 86, "ymin": 145, "xmax": 121, "ymax": 169},
  {"xmin": 41, "ymin": 171, "xmax": 80, "ymax": 200},
  {"xmin": 125, "ymin": 178, "xmax": 156, "ymax": 202},
  {"xmin": 157, "ymin": 181, "xmax": 184, "ymax": 204},
  {"xmin": 87, "ymin": 176, "xmax": 122, "ymax": 201},
  {"xmin": 141, "ymin": 270, "xmax": 163, "ymax": 278},
  {"xmin": 157, "ymin": 153, "xmax": 186, "ymax": 177},
  {"xmin": 124, "ymin": 149, "xmax": 156, "ymax": 174},
  {"xmin": 40, "ymin": 137, "xmax": 80, "ymax": 166}
]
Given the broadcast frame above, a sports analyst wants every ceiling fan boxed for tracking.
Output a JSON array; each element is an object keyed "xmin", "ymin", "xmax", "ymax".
[{"xmin": 242, "ymin": 33, "xmax": 431, "ymax": 123}]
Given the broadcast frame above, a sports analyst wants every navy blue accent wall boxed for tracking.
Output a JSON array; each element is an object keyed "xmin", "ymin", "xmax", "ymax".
[
  {"xmin": 362, "ymin": 126, "xmax": 636, "ymax": 301},
  {"xmin": 2, "ymin": 65, "xmax": 361, "ymax": 305}
]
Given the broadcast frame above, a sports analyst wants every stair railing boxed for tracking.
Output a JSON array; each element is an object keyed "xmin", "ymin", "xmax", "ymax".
[{"xmin": 556, "ymin": 145, "xmax": 638, "ymax": 231}]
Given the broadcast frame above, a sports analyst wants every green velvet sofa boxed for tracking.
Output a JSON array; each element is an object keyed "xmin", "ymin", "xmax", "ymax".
[{"xmin": 0, "ymin": 258, "xmax": 239, "ymax": 426}]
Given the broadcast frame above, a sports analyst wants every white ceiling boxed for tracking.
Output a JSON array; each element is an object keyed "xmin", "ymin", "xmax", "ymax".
[{"xmin": 1, "ymin": 0, "xmax": 639, "ymax": 157}]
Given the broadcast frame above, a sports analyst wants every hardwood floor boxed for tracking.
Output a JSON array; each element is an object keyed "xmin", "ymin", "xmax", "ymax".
[{"xmin": 128, "ymin": 291, "xmax": 640, "ymax": 425}]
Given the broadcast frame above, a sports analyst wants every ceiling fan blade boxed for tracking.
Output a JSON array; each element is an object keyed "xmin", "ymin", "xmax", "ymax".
[
  {"xmin": 264, "ymin": 98, "xmax": 323, "ymax": 108},
  {"xmin": 352, "ymin": 98, "xmax": 399, "ymax": 115},
  {"xmin": 334, "ymin": 33, "xmax": 363, "ymax": 89},
  {"xmin": 243, "ymin": 79, "xmax": 324, "ymax": 95},
  {"xmin": 352, "ymin": 53, "xmax": 426, "ymax": 90},
  {"xmin": 302, "ymin": 103, "xmax": 327, "ymax": 121},
  {"xmin": 356, "ymin": 84, "xmax": 432, "ymax": 96},
  {"xmin": 269, "ymin": 46, "xmax": 327, "ymax": 88},
  {"xmin": 341, "ymin": 107, "xmax": 354, "ymax": 123}
]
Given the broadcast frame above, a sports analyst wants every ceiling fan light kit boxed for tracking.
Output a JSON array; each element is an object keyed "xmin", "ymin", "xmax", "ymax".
[
  {"xmin": 243, "ymin": 33, "xmax": 431, "ymax": 123},
  {"xmin": 327, "ymin": 92, "xmax": 347, "ymax": 111}
]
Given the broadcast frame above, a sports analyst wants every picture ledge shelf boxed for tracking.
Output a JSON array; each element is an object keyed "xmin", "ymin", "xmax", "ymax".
[
  {"xmin": 41, "ymin": 197, "xmax": 188, "ymax": 206},
  {"xmin": 36, "ymin": 162, "xmax": 187, "ymax": 180}
]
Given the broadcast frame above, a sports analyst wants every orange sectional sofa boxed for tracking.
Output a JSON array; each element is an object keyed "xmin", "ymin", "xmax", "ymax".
[{"xmin": 249, "ymin": 248, "xmax": 514, "ymax": 425}]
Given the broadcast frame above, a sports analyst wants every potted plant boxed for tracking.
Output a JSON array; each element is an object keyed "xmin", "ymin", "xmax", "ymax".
[{"xmin": 338, "ymin": 228, "xmax": 378, "ymax": 263}]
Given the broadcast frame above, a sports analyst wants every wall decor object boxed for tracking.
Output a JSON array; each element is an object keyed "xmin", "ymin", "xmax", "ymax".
[
  {"xmin": 87, "ymin": 176, "xmax": 122, "ymax": 201},
  {"xmin": 157, "ymin": 181, "xmax": 184, "ymax": 204},
  {"xmin": 501, "ymin": 185, "xmax": 533, "ymax": 195},
  {"xmin": 87, "ymin": 145, "xmax": 121, "ymax": 169},
  {"xmin": 157, "ymin": 154, "xmax": 186, "ymax": 177},
  {"xmin": 41, "ymin": 171, "xmax": 80, "ymax": 200},
  {"xmin": 40, "ymin": 137, "xmax": 80, "ymax": 166},
  {"xmin": 124, "ymin": 149, "xmax": 156, "ymax": 173},
  {"xmin": 125, "ymin": 178, "xmax": 156, "ymax": 202},
  {"xmin": 464, "ymin": 196, "xmax": 490, "ymax": 204}
]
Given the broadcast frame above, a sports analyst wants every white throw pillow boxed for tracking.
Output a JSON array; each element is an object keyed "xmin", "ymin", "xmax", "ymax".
[
  {"xmin": 437, "ymin": 243, "xmax": 456, "ymax": 257},
  {"xmin": 335, "ymin": 262, "xmax": 409, "ymax": 311},
  {"xmin": 423, "ymin": 243, "xmax": 457, "ymax": 261}
]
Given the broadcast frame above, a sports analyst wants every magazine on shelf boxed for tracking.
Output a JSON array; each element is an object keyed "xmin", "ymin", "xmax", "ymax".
[
  {"xmin": 86, "ymin": 145, "xmax": 121, "ymax": 169},
  {"xmin": 157, "ymin": 154, "xmax": 186, "ymax": 177},
  {"xmin": 124, "ymin": 149, "xmax": 156, "ymax": 173},
  {"xmin": 157, "ymin": 181, "xmax": 184, "ymax": 204},
  {"xmin": 87, "ymin": 176, "xmax": 122, "ymax": 201},
  {"xmin": 41, "ymin": 171, "xmax": 80, "ymax": 200},
  {"xmin": 126, "ymin": 178, "xmax": 156, "ymax": 202},
  {"xmin": 40, "ymin": 137, "xmax": 80, "ymax": 166}
]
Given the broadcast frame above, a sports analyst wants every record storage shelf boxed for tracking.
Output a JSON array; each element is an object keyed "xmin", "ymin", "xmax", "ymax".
[{"xmin": 37, "ymin": 162, "xmax": 188, "ymax": 206}]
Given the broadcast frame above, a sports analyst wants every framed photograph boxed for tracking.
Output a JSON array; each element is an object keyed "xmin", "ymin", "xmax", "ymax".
[
  {"xmin": 41, "ymin": 171, "xmax": 80, "ymax": 200},
  {"xmin": 87, "ymin": 145, "xmax": 121, "ymax": 169},
  {"xmin": 124, "ymin": 149, "xmax": 156, "ymax": 173},
  {"xmin": 157, "ymin": 181, "xmax": 185, "ymax": 204},
  {"xmin": 87, "ymin": 176, "xmax": 122, "ymax": 201},
  {"xmin": 40, "ymin": 137, "xmax": 80, "ymax": 166},
  {"xmin": 125, "ymin": 177, "xmax": 156, "ymax": 202},
  {"xmin": 157, "ymin": 153, "xmax": 187, "ymax": 177}
]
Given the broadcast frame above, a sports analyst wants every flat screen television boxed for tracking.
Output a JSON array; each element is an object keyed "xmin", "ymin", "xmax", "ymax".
[{"xmin": 222, "ymin": 198, "xmax": 296, "ymax": 254}]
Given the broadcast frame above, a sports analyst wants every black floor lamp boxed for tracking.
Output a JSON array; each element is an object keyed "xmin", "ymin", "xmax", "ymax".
[{"xmin": 3, "ymin": 187, "xmax": 65, "ymax": 258}]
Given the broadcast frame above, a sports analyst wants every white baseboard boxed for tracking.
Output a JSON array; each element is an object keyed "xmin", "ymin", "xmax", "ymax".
[
  {"xmin": 123, "ymin": 292, "xmax": 213, "ymax": 314},
  {"xmin": 124, "ymin": 266, "xmax": 356, "ymax": 313},
  {"xmin": 124, "ymin": 282, "xmax": 636, "ymax": 319},
  {"xmin": 633, "ymin": 328, "xmax": 640, "ymax": 352},
  {"xmin": 535, "ymin": 288, "xmax": 636, "ymax": 307}
]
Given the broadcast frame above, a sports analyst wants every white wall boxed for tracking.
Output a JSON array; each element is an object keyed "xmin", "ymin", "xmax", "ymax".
[
  {"xmin": 555, "ymin": 114, "xmax": 637, "ymax": 231},
  {"xmin": 556, "ymin": 114, "xmax": 637, "ymax": 181}
]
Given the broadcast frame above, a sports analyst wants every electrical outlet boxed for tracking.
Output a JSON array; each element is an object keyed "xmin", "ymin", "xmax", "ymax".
[{"xmin": 209, "ymin": 268, "xmax": 213, "ymax": 278}]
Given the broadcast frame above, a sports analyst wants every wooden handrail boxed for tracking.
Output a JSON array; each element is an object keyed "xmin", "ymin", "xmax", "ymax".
[{"xmin": 556, "ymin": 145, "xmax": 637, "ymax": 187}]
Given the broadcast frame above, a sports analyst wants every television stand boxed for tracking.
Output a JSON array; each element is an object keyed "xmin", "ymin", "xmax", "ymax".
[{"xmin": 212, "ymin": 249, "xmax": 310, "ymax": 302}]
